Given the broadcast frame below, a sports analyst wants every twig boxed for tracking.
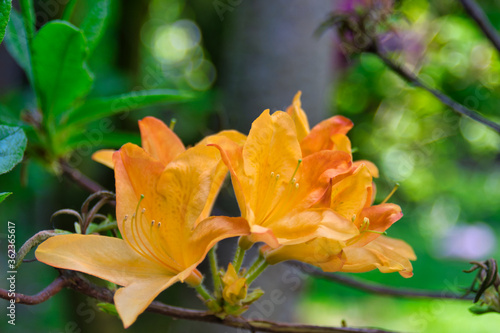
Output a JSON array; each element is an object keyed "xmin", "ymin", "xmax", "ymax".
[
  {"xmin": 59, "ymin": 160, "xmax": 107, "ymax": 194},
  {"xmin": 1, "ymin": 270, "xmax": 397, "ymax": 333},
  {"xmin": 369, "ymin": 45, "xmax": 500, "ymax": 134},
  {"xmin": 15, "ymin": 230, "xmax": 70, "ymax": 269},
  {"xmin": 459, "ymin": 0, "xmax": 500, "ymax": 55},
  {"xmin": 292, "ymin": 262, "xmax": 474, "ymax": 300},
  {"xmin": 0, "ymin": 276, "xmax": 69, "ymax": 305}
]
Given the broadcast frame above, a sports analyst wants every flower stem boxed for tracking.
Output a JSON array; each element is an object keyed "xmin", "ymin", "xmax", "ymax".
[
  {"xmin": 195, "ymin": 283, "xmax": 215, "ymax": 303},
  {"xmin": 245, "ymin": 256, "xmax": 269, "ymax": 286},
  {"xmin": 208, "ymin": 246, "xmax": 222, "ymax": 296},
  {"xmin": 232, "ymin": 246, "xmax": 246, "ymax": 272}
]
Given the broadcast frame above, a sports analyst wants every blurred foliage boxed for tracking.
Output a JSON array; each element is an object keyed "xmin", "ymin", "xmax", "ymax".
[{"xmin": 1, "ymin": 0, "xmax": 500, "ymax": 332}]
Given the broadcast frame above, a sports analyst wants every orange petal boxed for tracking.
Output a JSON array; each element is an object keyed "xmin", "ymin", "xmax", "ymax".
[
  {"xmin": 352, "ymin": 203, "xmax": 403, "ymax": 247},
  {"xmin": 353, "ymin": 160, "xmax": 379, "ymax": 178},
  {"xmin": 185, "ymin": 216, "xmax": 250, "ymax": 265},
  {"xmin": 35, "ymin": 234, "xmax": 176, "ymax": 287},
  {"xmin": 285, "ymin": 91, "xmax": 310, "ymax": 141},
  {"xmin": 113, "ymin": 144, "xmax": 183, "ymax": 271},
  {"xmin": 300, "ymin": 115, "xmax": 353, "ymax": 157},
  {"xmin": 115, "ymin": 274, "xmax": 181, "ymax": 328},
  {"xmin": 342, "ymin": 235, "xmax": 416, "ymax": 278},
  {"xmin": 92, "ymin": 149, "xmax": 116, "ymax": 169},
  {"xmin": 331, "ymin": 134, "xmax": 352, "ymax": 155},
  {"xmin": 261, "ymin": 238, "xmax": 346, "ymax": 272},
  {"xmin": 138, "ymin": 116, "xmax": 185, "ymax": 165},
  {"xmin": 330, "ymin": 164, "xmax": 373, "ymax": 220}
]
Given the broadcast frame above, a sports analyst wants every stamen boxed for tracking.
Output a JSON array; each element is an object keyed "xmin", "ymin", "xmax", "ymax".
[
  {"xmin": 169, "ymin": 118, "xmax": 177, "ymax": 130},
  {"xmin": 295, "ymin": 183, "xmax": 299, "ymax": 189},
  {"xmin": 123, "ymin": 215, "xmax": 128, "ymax": 221},
  {"xmin": 157, "ymin": 222, "xmax": 161, "ymax": 227},
  {"xmin": 276, "ymin": 174, "xmax": 280, "ymax": 180},
  {"xmin": 151, "ymin": 220, "xmax": 155, "ymax": 227},
  {"xmin": 381, "ymin": 183, "xmax": 400, "ymax": 204},
  {"xmin": 271, "ymin": 172, "xmax": 274, "ymax": 177},
  {"xmin": 351, "ymin": 214, "xmax": 356, "ymax": 222},
  {"xmin": 289, "ymin": 159, "xmax": 302, "ymax": 183}
]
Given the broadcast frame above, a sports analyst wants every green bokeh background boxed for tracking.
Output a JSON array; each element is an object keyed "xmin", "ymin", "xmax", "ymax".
[{"xmin": 1, "ymin": 0, "xmax": 500, "ymax": 332}]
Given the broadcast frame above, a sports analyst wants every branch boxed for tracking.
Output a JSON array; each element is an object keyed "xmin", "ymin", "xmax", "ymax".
[
  {"xmin": 292, "ymin": 262, "xmax": 474, "ymax": 300},
  {"xmin": 369, "ymin": 45, "xmax": 500, "ymax": 134},
  {"xmin": 59, "ymin": 160, "xmax": 107, "ymax": 194},
  {"xmin": 459, "ymin": 0, "xmax": 500, "ymax": 55},
  {"xmin": 1, "ymin": 270, "xmax": 397, "ymax": 333},
  {"xmin": 0, "ymin": 276, "xmax": 69, "ymax": 305}
]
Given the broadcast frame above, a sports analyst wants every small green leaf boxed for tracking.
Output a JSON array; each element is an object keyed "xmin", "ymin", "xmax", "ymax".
[
  {"xmin": 81, "ymin": 0, "xmax": 111, "ymax": 54},
  {"xmin": 32, "ymin": 21, "xmax": 93, "ymax": 120},
  {"xmin": 0, "ymin": 0, "xmax": 12, "ymax": 44},
  {"xmin": 0, "ymin": 125, "xmax": 27, "ymax": 175},
  {"xmin": 96, "ymin": 303, "xmax": 118, "ymax": 316},
  {"xmin": 64, "ymin": 89, "xmax": 191, "ymax": 126},
  {"xmin": 0, "ymin": 192, "xmax": 12, "ymax": 204},
  {"xmin": 4, "ymin": 9, "xmax": 33, "ymax": 83}
]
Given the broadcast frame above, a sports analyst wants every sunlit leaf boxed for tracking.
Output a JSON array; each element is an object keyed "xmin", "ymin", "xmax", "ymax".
[
  {"xmin": 32, "ymin": 21, "xmax": 93, "ymax": 120},
  {"xmin": 81, "ymin": 0, "xmax": 111, "ymax": 54},
  {"xmin": 64, "ymin": 89, "xmax": 191, "ymax": 126},
  {"xmin": 0, "ymin": 0, "xmax": 11, "ymax": 44},
  {"xmin": 0, "ymin": 125, "xmax": 27, "ymax": 175},
  {"xmin": 0, "ymin": 192, "xmax": 12, "ymax": 204}
]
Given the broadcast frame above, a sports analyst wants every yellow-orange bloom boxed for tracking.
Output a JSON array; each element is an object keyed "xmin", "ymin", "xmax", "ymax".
[
  {"xmin": 36, "ymin": 119, "xmax": 250, "ymax": 327},
  {"xmin": 212, "ymin": 109, "xmax": 358, "ymax": 250},
  {"xmin": 262, "ymin": 94, "xmax": 415, "ymax": 277}
]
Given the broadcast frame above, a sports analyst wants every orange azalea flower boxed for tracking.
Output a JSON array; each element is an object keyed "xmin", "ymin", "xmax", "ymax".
[
  {"xmin": 287, "ymin": 91, "xmax": 378, "ymax": 176},
  {"xmin": 262, "ymin": 164, "xmax": 416, "ymax": 277},
  {"xmin": 211, "ymin": 109, "xmax": 358, "ymax": 250},
  {"xmin": 36, "ymin": 142, "xmax": 250, "ymax": 327}
]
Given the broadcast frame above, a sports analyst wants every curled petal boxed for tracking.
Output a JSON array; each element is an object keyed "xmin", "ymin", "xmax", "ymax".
[
  {"xmin": 342, "ymin": 235, "xmax": 416, "ymax": 278},
  {"xmin": 92, "ymin": 149, "xmax": 116, "ymax": 169},
  {"xmin": 353, "ymin": 203, "xmax": 403, "ymax": 247},
  {"xmin": 138, "ymin": 116, "xmax": 185, "ymax": 165},
  {"xmin": 300, "ymin": 116, "xmax": 353, "ymax": 157}
]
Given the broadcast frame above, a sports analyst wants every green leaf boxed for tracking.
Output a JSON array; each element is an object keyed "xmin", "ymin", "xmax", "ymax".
[
  {"xmin": 0, "ymin": 0, "xmax": 12, "ymax": 44},
  {"xmin": 4, "ymin": 9, "xmax": 32, "ymax": 83},
  {"xmin": 65, "ymin": 131, "xmax": 140, "ymax": 151},
  {"xmin": 81, "ymin": 0, "xmax": 111, "ymax": 54},
  {"xmin": 0, "ymin": 125, "xmax": 27, "ymax": 175},
  {"xmin": 32, "ymin": 21, "xmax": 93, "ymax": 120},
  {"xmin": 0, "ymin": 192, "xmax": 12, "ymax": 204},
  {"xmin": 64, "ymin": 89, "xmax": 191, "ymax": 126}
]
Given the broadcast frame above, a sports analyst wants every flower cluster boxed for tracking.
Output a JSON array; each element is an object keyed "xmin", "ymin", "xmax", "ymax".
[{"xmin": 35, "ymin": 92, "xmax": 415, "ymax": 327}]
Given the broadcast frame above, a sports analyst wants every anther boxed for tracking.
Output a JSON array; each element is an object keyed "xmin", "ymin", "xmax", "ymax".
[
  {"xmin": 276, "ymin": 174, "xmax": 280, "ymax": 180},
  {"xmin": 157, "ymin": 222, "xmax": 161, "ymax": 227},
  {"xmin": 151, "ymin": 220, "xmax": 155, "ymax": 227},
  {"xmin": 271, "ymin": 172, "xmax": 275, "ymax": 177},
  {"xmin": 123, "ymin": 215, "xmax": 128, "ymax": 221},
  {"xmin": 295, "ymin": 183, "xmax": 299, "ymax": 189},
  {"xmin": 142, "ymin": 208, "xmax": 146, "ymax": 213},
  {"xmin": 169, "ymin": 118, "xmax": 177, "ymax": 130}
]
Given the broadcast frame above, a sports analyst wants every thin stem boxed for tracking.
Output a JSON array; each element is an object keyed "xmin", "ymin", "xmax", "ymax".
[
  {"xmin": 59, "ymin": 160, "xmax": 110, "ymax": 195},
  {"xmin": 195, "ymin": 283, "xmax": 215, "ymax": 302},
  {"xmin": 370, "ymin": 45, "xmax": 500, "ymax": 134},
  {"xmin": 208, "ymin": 246, "xmax": 222, "ymax": 296},
  {"xmin": 232, "ymin": 246, "xmax": 245, "ymax": 272},
  {"xmin": 459, "ymin": 0, "xmax": 500, "ymax": 55},
  {"xmin": 292, "ymin": 262, "xmax": 474, "ymax": 300},
  {"xmin": 245, "ymin": 256, "xmax": 269, "ymax": 285}
]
